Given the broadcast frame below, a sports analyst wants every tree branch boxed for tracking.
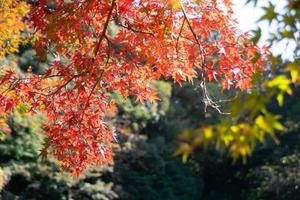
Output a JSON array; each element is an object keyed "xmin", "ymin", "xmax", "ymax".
[
  {"xmin": 180, "ymin": 3, "xmax": 206, "ymax": 65},
  {"xmin": 93, "ymin": 0, "xmax": 116, "ymax": 56}
]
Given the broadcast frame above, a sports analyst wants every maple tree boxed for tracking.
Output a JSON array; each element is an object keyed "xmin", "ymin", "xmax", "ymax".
[{"xmin": 0, "ymin": 0, "xmax": 265, "ymax": 174}]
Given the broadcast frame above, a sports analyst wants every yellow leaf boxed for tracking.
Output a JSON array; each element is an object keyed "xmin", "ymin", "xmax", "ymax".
[
  {"xmin": 255, "ymin": 115, "xmax": 274, "ymax": 134},
  {"xmin": 287, "ymin": 62, "xmax": 300, "ymax": 83},
  {"xmin": 291, "ymin": 68, "xmax": 299, "ymax": 83},
  {"xmin": 203, "ymin": 127, "xmax": 213, "ymax": 139},
  {"xmin": 273, "ymin": 121, "xmax": 285, "ymax": 131},
  {"xmin": 169, "ymin": 0, "xmax": 181, "ymax": 10},
  {"xmin": 239, "ymin": 144, "xmax": 250, "ymax": 157},
  {"xmin": 182, "ymin": 152, "xmax": 189, "ymax": 163},
  {"xmin": 265, "ymin": 75, "xmax": 292, "ymax": 95},
  {"xmin": 222, "ymin": 133, "xmax": 234, "ymax": 145},
  {"xmin": 230, "ymin": 125, "xmax": 239, "ymax": 133},
  {"xmin": 277, "ymin": 92, "xmax": 284, "ymax": 107},
  {"xmin": 265, "ymin": 75, "xmax": 290, "ymax": 88}
]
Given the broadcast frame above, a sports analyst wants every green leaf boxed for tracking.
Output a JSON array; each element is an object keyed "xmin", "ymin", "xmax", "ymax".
[
  {"xmin": 259, "ymin": 2, "xmax": 278, "ymax": 24},
  {"xmin": 251, "ymin": 28, "xmax": 262, "ymax": 43},
  {"xmin": 17, "ymin": 103, "xmax": 29, "ymax": 115}
]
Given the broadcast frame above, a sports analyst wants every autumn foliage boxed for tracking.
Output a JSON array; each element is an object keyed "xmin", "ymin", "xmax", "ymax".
[
  {"xmin": 0, "ymin": 0, "xmax": 265, "ymax": 174},
  {"xmin": 0, "ymin": 0, "xmax": 29, "ymax": 57}
]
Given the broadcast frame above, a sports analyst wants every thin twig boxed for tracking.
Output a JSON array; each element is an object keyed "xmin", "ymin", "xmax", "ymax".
[
  {"xmin": 93, "ymin": 0, "xmax": 116, "ymax": 56},
  {"xmin": 176, "ymin": 17, "xmax": 186, "ymax": 54},
  {"xmin": 180, "ymin": 3, "xmax": 206, "ymax": 65},
  {"xmin": 180, "ymin": 3, "xmax": 229, "ymax": 115}
]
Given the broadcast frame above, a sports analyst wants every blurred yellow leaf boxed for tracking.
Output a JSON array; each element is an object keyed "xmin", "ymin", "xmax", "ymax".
[
  {"xmin": 287, "ymin": 60, "xmax": 300, "ymax": 83},
  {"xmin": 203, "ymin": 127, "xmax": 213, "ymax": 139},
  {"xmin": 255, "ymin": 115, "xmax": 273, "ymax": 134},
  {"xmin": 277, "ymin": 92, "xmax": 284, "ymax": 107},
  {"xmin": 265, "ymin": 75, "xmax": 292, "ymax": 96},
  {"xmin": 169, "ymin": 0, "xmax": 181, "ymax": 10},
  {"xmin": 182, "ymin": 153, "xmax": 189, "ymax": 163}
]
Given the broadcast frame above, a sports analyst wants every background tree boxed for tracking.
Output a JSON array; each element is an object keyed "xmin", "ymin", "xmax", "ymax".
[{"xmin": 0, "ymin": 0, "xmax": 29, "ymax": 57}]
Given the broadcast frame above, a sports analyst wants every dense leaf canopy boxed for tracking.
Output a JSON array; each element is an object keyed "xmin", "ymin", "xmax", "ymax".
[{"xmin": 0, "ymin": 0, "xmax": 265, "ymax": 174}]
